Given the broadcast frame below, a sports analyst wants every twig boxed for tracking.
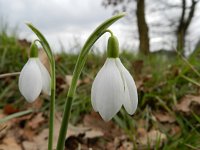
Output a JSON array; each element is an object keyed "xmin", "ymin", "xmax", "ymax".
[
  {"xmin": 0, "ymin": 72, "xmax": 20, "ymax": 79},
  {"xmin": 0, "ymin": 109, "xmax": 33, "ymax": 124}
]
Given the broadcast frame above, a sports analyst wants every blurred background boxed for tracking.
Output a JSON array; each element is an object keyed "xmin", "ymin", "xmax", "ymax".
[
  {"xmin": 1, "ymin": 0, "xmax": 200, "ymax": 150},
  {"xmin": 1, "ymin": 0, "xmax": 200, "ymax": 54}
]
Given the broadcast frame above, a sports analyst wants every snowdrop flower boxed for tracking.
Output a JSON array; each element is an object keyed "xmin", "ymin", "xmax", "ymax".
[
  {"xmin": 91, "ymin": 35, "xmax": 138, "ymax": 121},
  {"xmin": 19, "ymin": 43, "xmax": 51, "ymax": 102}
]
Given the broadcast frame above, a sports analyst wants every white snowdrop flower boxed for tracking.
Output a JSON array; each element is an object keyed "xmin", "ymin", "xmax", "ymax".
[
  {"xmin": 91, "ymin": 35, "xmax": 138, "ymax": 121},
  {"xmin": 19, "ymin": 43, "xmax": 51, "ymax": 103}
]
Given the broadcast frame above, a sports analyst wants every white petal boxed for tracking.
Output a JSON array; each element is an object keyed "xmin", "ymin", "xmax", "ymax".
[
  {"xmin": 36, "ymin": 59, "xmax": 51, "ymax": 95},
  {"xmin": 115, "ymin": 58, "xmax": 138, "ymax": 115},
  {"xmin": 91, "ymin": 58, "xmax": 124, "ymax": 121},
  {"xmin": 19, "ymin": 58, "xmax": 42, "ymax": 102}
]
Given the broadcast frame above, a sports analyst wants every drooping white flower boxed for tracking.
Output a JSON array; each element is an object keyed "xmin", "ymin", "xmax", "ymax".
[
  {"xmin": 91, "ymin": 58, "xmax": 138, "ymax": 121},
  {"xmin": 19, "ymin": 58, "xmax": 51, "ymax": 102}
]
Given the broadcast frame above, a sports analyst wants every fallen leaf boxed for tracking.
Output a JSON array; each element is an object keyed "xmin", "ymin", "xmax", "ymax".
[
  {"xmin": 83, "ymin": 112, "xmax": 123, "ymax": 138},
  {"xmin": 0, "ymin": 123, "xmax": 8, "ymax": 139},
  {"xmin": 175, "ymin": 95, "xmax": 200, "ymax": 114},
  {"xmin": 84, "ymin": 129, "xmax": 103, "ymax": 138},
  {"xmin": 0, "ymin": 114, "xmax": 11, "ymax": 139},
  {"xmin": 0, "ymin": 123, "xmax": 7, "ymax": 132},
  {"xmin": 0, "ymin": 136, "xmax": 22, "ymax": 150},
  {"xmin": 170, "ymin": 125, "xmax": 181, "ymax": 136},
  {"xmin": 137, "ymin": 128, "xmax": 166, "ymax": 148},
  {"xmin": 120, "ymin": 141, "xmax": 133, "ymax": 150},
  {"xmin": 3, "ymin": 104, "xmax": 19, "ymax": 115},
  {"xmin": 67, "ymin": 124, "xmax": 90, "ymax": 138},
  {"xmin": 33, "ymin": 129, "xmax": 48, "ymax": 150},
  {"xmin": 56, "ymin": 76, "xmax": 66, "ymax": 94},
  {"xmin": 80, "ymin": 77, "xmax": 91, "ymax": 85},
  {"xmin": 66, "ymin": 75, "xmax": 81, "ymax": 87},
  {"xmin": 25, "ymin": 98, "xmax": 43, "ymax": 110},
  {"xmin": 27, "ymin": 113, "xmax": 45, "ymax": 129},
  {"xmin": 22, "ymin": 141, "xmax": 37, "ymax": 150},
  {"xmin": 21, "ymin": 129, "xmax": 35, "ymax": 141},
  {"xmin": 153, "ymin": 111, "xmax": 175, "ymax": 123}
]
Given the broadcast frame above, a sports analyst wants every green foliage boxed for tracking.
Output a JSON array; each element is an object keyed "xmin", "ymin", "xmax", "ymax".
[
  {"xmin": 0, "ymin": 29, "xmax": 28, "ymax": 73},
  {"xmin": 1, "ymin": 28, "xmax": 200, "ymax": 149}
]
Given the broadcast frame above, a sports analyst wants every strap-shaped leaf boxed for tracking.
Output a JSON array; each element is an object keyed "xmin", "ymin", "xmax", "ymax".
[
  {"xmin": 81, "ymin": 12, "xmax": 126, "ymax": 57},
  {"xmin": 26, "ymin": 23, "xmax": 53, "ymax": 63}
]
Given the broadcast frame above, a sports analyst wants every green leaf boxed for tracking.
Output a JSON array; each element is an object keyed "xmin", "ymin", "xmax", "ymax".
[
  {"xmin": 26, "ymin": 23, "xmax": 53, "ymax": 62},
  {"xmin": 81, "ymin": 12, "xmax": 126, "ymax": 57}
]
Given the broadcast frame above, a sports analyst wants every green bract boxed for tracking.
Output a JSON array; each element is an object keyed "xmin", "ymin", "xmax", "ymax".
[
  {"xmin": 30, "ymin": 42, "xmax": 38, "ymax": 58},
  {"xmin": 107, "ymin": 35, "xmax": 119, "ymax": 58}
]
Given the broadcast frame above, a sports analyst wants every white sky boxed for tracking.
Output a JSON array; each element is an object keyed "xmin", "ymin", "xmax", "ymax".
[
  {"xmin": 0, "ymin": 0, "xmax": 134, "ymax": 53},
  {"xmin": 0, "ymin": 0, "xmax": 200, "ymax": 53}
]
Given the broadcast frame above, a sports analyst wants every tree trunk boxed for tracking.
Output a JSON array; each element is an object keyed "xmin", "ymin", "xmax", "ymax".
[
  {"xmin": 136, "ymin": 0, "xmax": 150, "ymax": 55},
  {"xmin": 176, "ymin": 0, "xmax": 198, "ymax": 53}
]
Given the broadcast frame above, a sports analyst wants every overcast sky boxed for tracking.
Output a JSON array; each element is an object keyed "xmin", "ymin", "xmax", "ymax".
[
  {"xmin": 0, "ymin": 0, "xmax": 133, "ymax": 53},
  {"xmin": 0, "ymin": 0, "xmax": 200, "ymax": 54}
]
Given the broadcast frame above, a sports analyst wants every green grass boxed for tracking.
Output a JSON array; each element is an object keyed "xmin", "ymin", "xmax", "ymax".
[{"xmin": 1, "ymin": 29, "xmax": 200, "ymax": 149}]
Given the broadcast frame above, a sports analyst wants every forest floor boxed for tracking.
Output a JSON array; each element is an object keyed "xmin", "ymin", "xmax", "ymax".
[{"xmin": 0, "ymin": 33, "xmax": 200, "ymax": 150}]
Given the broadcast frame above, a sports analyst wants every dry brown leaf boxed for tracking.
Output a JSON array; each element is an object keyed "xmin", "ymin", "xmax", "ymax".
[
  {"xmin": 85, "ymin": 129, "xmax": 103, "ymax": 138},
  {"xmin": 33, "ymin": 129, "xmax": 48, "ymax": 150},
  {"xmin": 137, "ymin": 128, "xmax": 166, "ymax": 149},
  {"xmin": 0, "ymin": 123, "xmax": 7, "ymax": 132},
  {"xmin": 120, "ymin": 141, "xmax": 134, "ymax": 150},
  {"xmin": 66, "ymin": 75, "xmax": 81, "ymax": 87},
  {"xmin": 81, "ymin": 77, "xmax": 91, "ymax": 84},
  {"xmin": 67, "ymin": 124, "xmax": 90, "ymax": 138},
  {"xmin": 83, "ymin": 112, "xmax": 122, "ymax": 138},
  {"xmin": 0, "ymin": 114, "xmax": 11, "ymax": 139},
  {"xmin": 153, "ymin": 111, "xmax": 175, "ymax": 123},
  {"xmin": 3, "ymin": 104, "xmax": 19, "ymax": 115},
  {"xmin": 176, "ymin": 95, "xmax": 200, "ymax": 114},
  {"xmin": 27, "ymin": 113, "xmax": 45, "ymax": 129},
  {"xmin": 22, "ymin": 141, "xmax": 37, "ymax": 150},
  {"xmin": 170, "ymin": 125, "xmax": 181, "ymax": 136},
  {"xmin": 26, "ymin": 98, "xmax": 43, "ymax": 110},
  {"xmin": 0, "ymin": 136, "xmax": 22, "ymax": 150},
  {"xmin": 21, "ymin": 129, "xmax": 35, "ymax": 141},
  {"xmin": 135, "ymin": 80, "xmax": 144, "ymax": 89}
]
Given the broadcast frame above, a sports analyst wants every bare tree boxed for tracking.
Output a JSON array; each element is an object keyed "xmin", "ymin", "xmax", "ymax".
[
  {"xmin": 176, "ymin": 0, "xmax": 199, "ymax": 53},
  {"xmin": 103, "ymin": 0, "xmax": 150, "ymax": 55},
  {"xmin": 103, "ymin": 0, "xmax": 200, "ymax": 55},
  {"xmin": 136, "ymin": 0, "xmax": 149, "ymax": 54}
]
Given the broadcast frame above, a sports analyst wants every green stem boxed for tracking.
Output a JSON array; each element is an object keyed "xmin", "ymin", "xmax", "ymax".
[
  {"xmin": 26, "ymin": 23, "xmax": 56, "ymax": 150},
  {"xmin": 56, "ymin": 13, "xmax": 126, "ymax": 150},
  {"xmin": 48, "ymin": 59, "xmax": 56, "ymax": 150}
]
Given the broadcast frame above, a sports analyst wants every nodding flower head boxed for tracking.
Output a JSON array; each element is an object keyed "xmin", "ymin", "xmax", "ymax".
[
  {"xmin": 91, "ymin": 35, "xmax": 138, "ymax": 121},
  {"xmin": 19, "ymin": 43, "xmax": 51, "ymax": 103}
]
